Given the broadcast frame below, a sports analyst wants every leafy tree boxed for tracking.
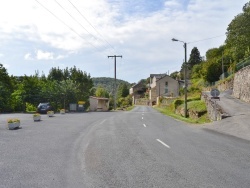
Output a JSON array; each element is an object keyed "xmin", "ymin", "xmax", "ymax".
[
  {"xmin": 0, "ymin": 64, "xmax": 13, "ymax": 112},
  {"xmin": 95, "ymin": 86, "xmax": 109, "ymax": 98},
  {"xmin": 191, "ymin": 64, "xmax": 203, "ymax": 80},
  {"xmin": 170, "ymin": 71, "xmax": 180, "ymax": 80},
  {"xmin": 202, "ymin": 60, "xmax": 222, "ymax": 83},
  {"xmin": 117, "ymin": 83, "xmax": 129, "ymax": 99},
  {"xmin": 226, "ymin": 1, "xmax": 250, "ymax": 62},
  {"xmin": 47, "ymin": 67, "xmax": 64, "ymax": 81},
  {"xmin": 69, "ymin": 66, "xmax": 93, "ymax": 105}
]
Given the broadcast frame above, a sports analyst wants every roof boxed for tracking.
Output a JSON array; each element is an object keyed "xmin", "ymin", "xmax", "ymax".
[
  {"xmin": 90, "ymin": 96, "xmax": 109, "ymax": 100},
  {"xmin": 156, "ymin": 74, "xmax": 178, "ymax": 82},
  {"xmin": 150, "ymin": 74, "xmax": 167, "ymax": 79}
]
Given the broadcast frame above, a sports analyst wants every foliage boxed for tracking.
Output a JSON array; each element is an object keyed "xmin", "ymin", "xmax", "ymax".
[
  {"xmin": 0, "ymin": 64, "xmax": 93, "ymax": 113},
  {"xmin": 191, "ymin": 64, "xmax": 203, "ymax": 79},
  {"xmin": 92, "ymin": 77, "xmax": 131, "ymax": 94},
  {"xmin": 95, "ymin": 86, "xmax": 109, "ymax": 98},
  {"xmin": 0, "ymin": 64, "xmax": 13, "ymax": 112},
  {"xmin": 33, "ymin": 113, "xmax": 41, "ymax": 117},
  {"xmin": 187, "ymin": 47, "xmax": 202, "ymax": 69},
  {"xmin": 26, "ymin": 102, "xmax": 37, "ymax": 112},
  {"xmin": 187, "ymin": 100, "xmax": 206, "ymax": 112},
  {"xmin": 202, "ymin": 60, "xmax": 222, "ymax": 83},
  {"xmin": 170, "ymin": 71, "xmax": 180, "ymax": 80},
  {"xmin": 117, "ymin": 83, "xmax": 129, "ymax": 99},
  {"xmin": 117, "ymin": 95, "xmax": 132, "ymax": 107},
  {"xmin": 226, "ymin": 1, "xmax": 250, "ymax": 62},
  {"xmin": 7, "ymin": 118, "xmax": 20, "ymax": 123},
  {"xmin": 173, "ymin": 99, "xmax": 183, "ymax": 111}
]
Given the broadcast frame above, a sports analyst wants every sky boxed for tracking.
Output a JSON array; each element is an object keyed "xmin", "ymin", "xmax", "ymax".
[{"xmin": 0, "ymin": 0, "xmax": 248, "ymax": 83}]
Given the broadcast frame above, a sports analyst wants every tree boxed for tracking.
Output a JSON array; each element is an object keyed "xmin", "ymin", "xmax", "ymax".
[
  {"xmin": 117, "ymin": 83, "xmax": 129, "ymax": 99},
  {"xmin": 187, "ymin": 47, "xmax": 202, "ymax": 69},
  {"xmin": 0, "ymin": 64, "xmax": 13, "ymax": 112},
  {"xmin": 170, "ymin": 71, "xmax": 180, "ymax": 80},
  {"xmin": 47, "ymin": 67, "xmax": 64, "ymax": 81},
  {"xmin": 95, "ymin": 86, "xmax": 109, "ymax": 98},
  {"xmin": 202, "ymin": 60, "xmax": 222, "ymax": 83},
  {"xmin": 226, "ymin": 1, "xmax": 250, "ymax": 62}
]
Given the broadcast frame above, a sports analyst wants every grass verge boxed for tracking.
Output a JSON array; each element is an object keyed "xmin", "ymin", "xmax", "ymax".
[{"xmin": 154, "ymin": 106, "xmax": 210, "ymax": 124}]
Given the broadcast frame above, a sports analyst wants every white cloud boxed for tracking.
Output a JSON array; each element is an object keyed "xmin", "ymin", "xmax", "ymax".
[
  {"xmin": 24, "ymin": 53, "xmax": 33, "ymax": 60},
  {"xmin": 36, "ymin": 50, "xmax": 54, "ymax": 60}
]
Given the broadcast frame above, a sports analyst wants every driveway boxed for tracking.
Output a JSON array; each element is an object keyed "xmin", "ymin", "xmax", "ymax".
[{"xmin": 202, "ymin": 89, "xmax": 250, "ymax": 141}]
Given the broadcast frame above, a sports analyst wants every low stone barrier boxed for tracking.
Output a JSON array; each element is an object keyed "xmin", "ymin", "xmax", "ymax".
[{"xmin": 201, "ymin": 92, "xmax": 223, "ymax": 121}]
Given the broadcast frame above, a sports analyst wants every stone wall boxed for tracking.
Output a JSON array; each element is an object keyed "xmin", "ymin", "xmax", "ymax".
[
  {"xmin": 201, "ymin": 93, "xmax": 223, "ymax": 121},
  {"xmin": 217, "ymin": 77, "xmax": 234, "ymax": 91},
  {"xmin": 233, "ymin": 65, "xmax": 250, "ymax": 103}
]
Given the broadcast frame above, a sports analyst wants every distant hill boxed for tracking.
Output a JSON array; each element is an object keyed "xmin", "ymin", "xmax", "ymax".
[{"xmin": 92, "ymin": 77, "xmax": 131, "ymax": 93}]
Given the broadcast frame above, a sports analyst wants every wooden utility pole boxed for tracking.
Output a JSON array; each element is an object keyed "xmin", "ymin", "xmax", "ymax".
[{"xmin": 108, "ymin": 55, "xmax": 122, "ymax": 110}]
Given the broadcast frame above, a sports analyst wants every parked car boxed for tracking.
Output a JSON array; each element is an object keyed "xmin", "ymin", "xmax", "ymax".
[{"xmin": 37, "ymin": 103, "xmax": 53, "ymax": 114}]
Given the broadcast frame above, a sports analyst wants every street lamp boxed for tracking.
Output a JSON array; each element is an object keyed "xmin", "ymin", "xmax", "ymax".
[{"xmin": 172, "ymin": 38, "xmax": 187, "ymax": 118}]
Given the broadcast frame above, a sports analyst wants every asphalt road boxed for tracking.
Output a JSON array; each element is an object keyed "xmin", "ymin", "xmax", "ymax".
[
  {"xmin": 203, "ymin": 90, "xmax": 250, "ymax": 140},
  {"xmin": 0, "ymin": 107, "xmax": 250, "ymax": 188}
]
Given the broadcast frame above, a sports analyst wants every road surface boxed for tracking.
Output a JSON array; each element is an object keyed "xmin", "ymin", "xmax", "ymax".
[
  {"xmin": 203, "ymin": 89, "xmax": 250, "ymax": 140},
  {"xmin": 0, "ymin": 107, "xmax": 250, "ymax": 187}
]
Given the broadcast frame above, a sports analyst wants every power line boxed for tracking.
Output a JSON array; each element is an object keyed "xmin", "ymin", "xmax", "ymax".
[
  {"xmin": 188, "ymin": 34, "xmax": 226, "ymax": 44},
  {"xmin": 35, "ymin": 0, "xmax": 102, "ymax": 52},
  {"xmin": 67, "ymin": 0, "xmax": 116, "ymax": 52},
  {"xmin": 54, "ymin": 0, "xmax": 100, "ymax": 42}
]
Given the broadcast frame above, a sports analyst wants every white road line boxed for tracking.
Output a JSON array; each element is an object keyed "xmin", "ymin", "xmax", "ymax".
[
  {"xmin": 142, "ymin": 117, "xmax": 143, "ymax": 120},
  {"xmin": 100, "ymin": 119, "xmax": 106, "ymax": 124},
  {"xmin": 143, "ymin": 124, "xmax": 146, "ymax": 127},
  {"xmin": 156, "ymin": 139, "xmax": 170, "ymax": 149}
]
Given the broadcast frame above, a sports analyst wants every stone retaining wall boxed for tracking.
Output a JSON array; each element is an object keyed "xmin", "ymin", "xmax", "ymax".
[
  {"xmin": 233, "ymin": 65, "xmax": 250, "ymax": 103},
  {"xmin": 217, "ymin": 77, "xmax": 234, "ymax": 91},
  {"xmin": 201, "ymin": 93, "xmax": 223, "ymax": 121}
]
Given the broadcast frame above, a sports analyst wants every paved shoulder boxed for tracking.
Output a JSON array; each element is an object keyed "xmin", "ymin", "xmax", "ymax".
[{"xmin": 203, "ymin": 90, "xmax": 250, "ymax": 141}]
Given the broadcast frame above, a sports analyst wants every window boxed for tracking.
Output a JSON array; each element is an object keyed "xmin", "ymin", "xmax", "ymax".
[{"xmin": 165, "ymin": 82, "xmax": 168, "ymax": 94}]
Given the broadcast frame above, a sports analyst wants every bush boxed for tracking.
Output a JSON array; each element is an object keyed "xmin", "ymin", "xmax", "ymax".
[
  {"xmin": 26, "ymin": 102, "xmax": 37, "ymax": 112},
  {"xmin": 187, "ymin": 100, "xmax": 206, "ymax": 112},
  {"xmin": 173, "ymin": 99, "xmax": 183, "ymax": 110}
]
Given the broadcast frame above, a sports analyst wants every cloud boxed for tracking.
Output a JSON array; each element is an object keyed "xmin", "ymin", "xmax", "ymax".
[
  {"xmin": 24, "ymin": 50, "xmax": 66, "ymax": 61},
  {"xmin": 36, "ymin": 50, "xmax": 54, "ymax": 60},
  {"xmin": 24, "ymin": 53, "xmax": 33, "ymax": 60}
]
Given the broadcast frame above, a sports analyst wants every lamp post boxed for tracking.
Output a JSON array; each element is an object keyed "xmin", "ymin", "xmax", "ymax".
[{"xmin": 172, "ymin": 38, "xmax": 187, "ymax": 118}]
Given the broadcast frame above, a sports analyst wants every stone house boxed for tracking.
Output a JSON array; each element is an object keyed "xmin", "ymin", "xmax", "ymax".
[
  {"xmin": 129, "ymin": 82, "xmax": 147, "ymax": 105},
  {"xmin": 149, "ymin": 74, "xmax": 180, "ymax": 105}
]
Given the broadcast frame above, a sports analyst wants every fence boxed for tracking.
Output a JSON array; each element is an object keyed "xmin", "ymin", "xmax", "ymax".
[
  {"xmin": 219, "ymin": 56, "xmax": 250, "ymax": 80},
  {"xmin": 236, "ymin": 56, "xmax": 250, "ymax": 71}
]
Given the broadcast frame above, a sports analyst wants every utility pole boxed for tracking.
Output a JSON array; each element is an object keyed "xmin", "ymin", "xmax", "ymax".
[
  {"xmin": 184, "ymin": 42, "xmax": 187, "ymax": 118},
  {"xmin": 172, "ymin": 38, "xmax": 187, "ymax": 118},
  {"xmin": 108, "ymin": 55, "xmax": 122, "ymax": 110}
]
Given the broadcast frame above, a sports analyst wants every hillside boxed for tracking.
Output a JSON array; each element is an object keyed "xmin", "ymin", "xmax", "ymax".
[{"xmin": 92, "ymin": 77, "xmax": 132, "ymax": 93}]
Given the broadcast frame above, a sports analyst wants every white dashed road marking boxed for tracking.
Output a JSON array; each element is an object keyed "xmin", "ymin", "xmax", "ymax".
[
  {"xmin": 100, "ymin": 119, "xmax": 106, "ymax": 124},
  {"xmin": 143, "ymin": 124, "xmax": 146, "ymax": 127},
  {"xmin": 156, "ymin": 139, "xmax": 170, "ymax": 149}
]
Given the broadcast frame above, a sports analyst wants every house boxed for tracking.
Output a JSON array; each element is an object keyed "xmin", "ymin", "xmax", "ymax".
[
  {"xmin": 89, "ymin": 96, "xmax": 109, "ymax": 111},
  {"xmin": 129, "ymin": 82, "xmax": 147, "ymax": 105},
  {"xmin": 149, "ymin": 74, "xmax": 180, "ymax": 105}
]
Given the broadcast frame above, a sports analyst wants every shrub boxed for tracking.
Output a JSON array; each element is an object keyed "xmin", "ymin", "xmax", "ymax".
[
  {"xmin": 187, "ymin": 100, "xmax": 207, "ymax": 112},
  {"xmin": 7, "ymin": 118, "xmax": 20, "ymax": 123}
]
